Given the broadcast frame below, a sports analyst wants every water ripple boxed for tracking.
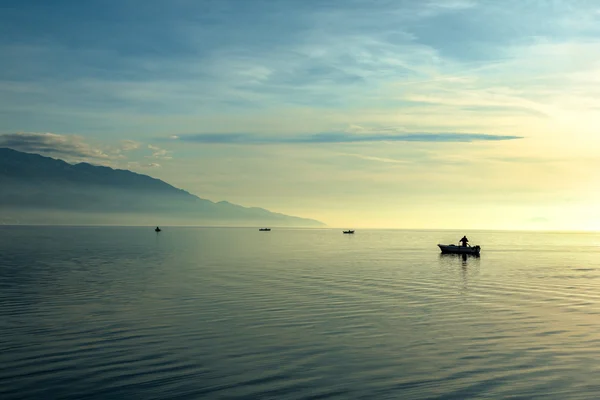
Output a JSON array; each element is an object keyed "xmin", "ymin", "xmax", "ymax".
[{"xmin": 3, "ymin": 227, "xmax": 600, "ymax": 399}]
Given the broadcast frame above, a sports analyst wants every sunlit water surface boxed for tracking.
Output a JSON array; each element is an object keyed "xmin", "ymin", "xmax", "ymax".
[{"xmin": 2, "ymin": 227, "xmax": 600, "ymax": 399}]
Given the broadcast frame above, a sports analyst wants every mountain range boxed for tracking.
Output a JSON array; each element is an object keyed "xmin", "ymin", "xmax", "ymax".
[{"xmin": 0, "ymin": 148, "xmax": 324, "ymax": 227}]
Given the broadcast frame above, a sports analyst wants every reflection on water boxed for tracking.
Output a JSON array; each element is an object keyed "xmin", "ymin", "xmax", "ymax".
[
  {"xmin": 2, "ymin": 227, "xmax": 600, "ymax": 399},
  {"xmin": 439, "ymin": 253, "xmax": 481, "ymax": 292},
  {"xmin": 440, "ymin": 252, "xmax": 479, "ymax": 263}
]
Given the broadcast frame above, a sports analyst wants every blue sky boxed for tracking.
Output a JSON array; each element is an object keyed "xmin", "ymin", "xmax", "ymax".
[{"xmin": 2, "ymin": 0, "xmax": 600, "ymax": 229}]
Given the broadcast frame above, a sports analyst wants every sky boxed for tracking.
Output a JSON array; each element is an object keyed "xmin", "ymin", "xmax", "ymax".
[{"xmin": 1, "ymin": 0, "xmax": 600, "ymax": 230}]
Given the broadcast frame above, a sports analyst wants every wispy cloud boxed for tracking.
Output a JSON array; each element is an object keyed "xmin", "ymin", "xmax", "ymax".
[
  {"xmin": 1, "ymin": 0, "xmax": 597, "ymax": 138},
  {"xmin": 127, "ymin": 161, "xmax": 161, "ymax": 169},
  {"xmin": 337, "ymin": 153, "xmax": 411, "ymax": 164},
  {"xmin": 120, "ymin": 140, "xmax": 141, "ymax": 151},
  {"xmin": 0, "ymin": 132, "xmax": 115, "ymax": 163},
  {"xmin": 147, "ymin": 144, "xmax": 172, "ymax": 160},
  {"xmin": 0, "ymin": 133, "xmax": 170, "ymax": 168},
  {"xmin": 172, "ymin": 132, "xmax": 522, "ymax": 145}
]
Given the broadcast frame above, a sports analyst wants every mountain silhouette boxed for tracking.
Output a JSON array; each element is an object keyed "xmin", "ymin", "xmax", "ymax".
[{"xmin": 0, "ymin": 148, "xmax": 324, "ymax": 226}]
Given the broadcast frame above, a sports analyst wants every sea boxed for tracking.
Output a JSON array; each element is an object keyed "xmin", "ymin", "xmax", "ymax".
[{"xmin": 2, "ymin": 226, "xmax": 600, "ymax": 399}]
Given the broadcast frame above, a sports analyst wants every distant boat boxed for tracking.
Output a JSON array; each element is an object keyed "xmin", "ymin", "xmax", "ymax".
[
  {"xmin": 155, "ymin": 226, "xmax": 161, "ymax": 232},
  {"xmin": 438, "ymin": 244, "xmax": 480, "ymax": 255},
  {"xmin": 343, "ymin": 230, "xmax": 355, "ymax": 234},
  {"xmin": 259, "ymin": 228, "xmax": 271, "ymax": 231}
]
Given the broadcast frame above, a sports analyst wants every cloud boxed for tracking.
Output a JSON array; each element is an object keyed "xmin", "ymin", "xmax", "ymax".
[
  {"xmin": 172, "ymin": 132, "xmax": 523, "ymax": 145},
  {"xmin": 147, "ymin": 144, "xmax": 172, "ymax": 160},
  {"xmin": 1, "ymin": 0, "xmax": 597, "ymax": 144},
  {"xmin": 0, "ymin": 133, "xmax": 161, "ymax": 167},
  {"xmin": 338, "ymin": 153, "xmax": 411, "ymax": 164},
  {"xmin": 0, "ymin": 132, "xmax": 114, "ymax": 162},
  {"xmin": 128, "ymin": 161, "xmax": 161, "ymax": 169},
  {"xmin": 120, "ymin": 140, "xmax": 141, "ymax": 151}
]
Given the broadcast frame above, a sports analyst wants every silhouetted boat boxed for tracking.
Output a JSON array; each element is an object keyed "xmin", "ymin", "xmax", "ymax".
[
  {"xmin": 343, "ymin": 230, "xmax": 355, "ymax": 234},
  {"xmin": 259, "ymin": 228, "xmax": 271, "ymax": 231},
  {"xmin": 155, "ymin": 226, "xmax": 161, "ymax": 232},
  {"xmin": 438, "ymin": 244, "xmax": 480, "ymax": 255}
]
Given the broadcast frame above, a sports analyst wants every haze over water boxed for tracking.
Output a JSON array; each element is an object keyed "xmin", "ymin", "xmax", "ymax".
[{"xmin": 3, "ymin": 226, "xmax": 600, "ymax": 399}]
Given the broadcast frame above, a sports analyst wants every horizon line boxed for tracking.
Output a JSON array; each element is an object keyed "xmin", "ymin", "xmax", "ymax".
[{"xmin": 1, "ymin": 224, "xmax": 598, "ymax": 233}]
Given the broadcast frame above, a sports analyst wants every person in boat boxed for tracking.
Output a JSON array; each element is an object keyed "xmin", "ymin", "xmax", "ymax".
[{"xmin": 459, "ymin": 236, "xmax": 469, "ymax": 247}]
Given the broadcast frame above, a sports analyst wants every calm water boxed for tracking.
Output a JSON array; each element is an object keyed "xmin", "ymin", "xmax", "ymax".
[{"xmin": 2, "ymin": 227, "xmax": 600, "ymax": 399}]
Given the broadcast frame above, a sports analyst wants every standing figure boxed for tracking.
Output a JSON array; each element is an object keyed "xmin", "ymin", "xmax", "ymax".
[{"xmin": 459, "ymin": 235, "xmax": 469, "ymax": 247}]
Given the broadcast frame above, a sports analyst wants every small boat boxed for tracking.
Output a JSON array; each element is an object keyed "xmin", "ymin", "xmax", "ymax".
[
  {"xmin": 155, "ymin": 226, "xmax": 161, "ymax": 232},
  {"xmin": 259, "ymin": 228, "xmax": 271, "ymax": 231},
  {"xmin": 438, "ymin": 244, "xmax": 480, "ymax": 255},
  {"xmin": 343, "ymin": 230, "xmax": 355, "ymax": 234}
]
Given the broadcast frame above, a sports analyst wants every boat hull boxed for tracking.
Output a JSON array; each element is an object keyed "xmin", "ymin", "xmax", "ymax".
[{"xmin": 438, "ymin": 244, "xmax": 480, "ymax": 255}]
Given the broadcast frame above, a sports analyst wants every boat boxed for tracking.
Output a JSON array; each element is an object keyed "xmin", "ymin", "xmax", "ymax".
[
  {"xmin": 155, "ymin": 226, "xmax": 161, "ymax": 232},
  {"xmin": 259, "ymin": 228, "xmax": 271, "ymax": 231},
  {"xmin": 343, "ymin": 230, "xmax": 355, "ymax": 234},
  {"xmin": 438, "ymin": 244, "xmax": 480, "ymax": 255}
]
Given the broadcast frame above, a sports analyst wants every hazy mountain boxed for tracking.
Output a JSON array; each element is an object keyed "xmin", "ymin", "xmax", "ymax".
[{"xmin": 0, "ymin": 148, "xmax": 325, "ymax": 227}]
